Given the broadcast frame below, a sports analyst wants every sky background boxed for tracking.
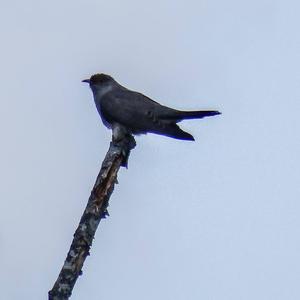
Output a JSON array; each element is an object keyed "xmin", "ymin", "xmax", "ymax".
[{"xmin": 1, "ymin": 0, "xmax": 300, "ymax": 299}]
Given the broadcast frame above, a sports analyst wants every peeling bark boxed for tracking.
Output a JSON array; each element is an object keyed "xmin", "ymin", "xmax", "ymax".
[{"xmin": 49, "ymin": 136, "xmax": 136, "ymax": 300}]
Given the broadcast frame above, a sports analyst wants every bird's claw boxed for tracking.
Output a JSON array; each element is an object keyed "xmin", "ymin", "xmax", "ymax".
[{"xmin": 112, "ymin": 134, "xmax": 136, "ymax": 168}]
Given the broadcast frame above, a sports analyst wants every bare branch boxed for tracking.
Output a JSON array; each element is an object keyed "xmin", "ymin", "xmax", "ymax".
[{"xmin": 49, "ymin": 136, "xmax": 136, "ymax": 300}]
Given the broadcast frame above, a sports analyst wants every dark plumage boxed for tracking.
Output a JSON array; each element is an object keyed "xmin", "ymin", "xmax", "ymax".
[{"xmin": 82, "ymin": 73, "xmax": 221, "ymax": 141}]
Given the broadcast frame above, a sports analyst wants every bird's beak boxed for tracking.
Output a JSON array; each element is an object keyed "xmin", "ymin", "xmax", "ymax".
[{"xmin": 82, "ymin": 79, "xmax": 90, "ymax": 83}]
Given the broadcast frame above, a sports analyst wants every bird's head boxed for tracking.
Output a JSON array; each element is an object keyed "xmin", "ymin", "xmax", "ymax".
[{"xmin": 82, "ymin": 73, "xmax": 115, "ymax": 89}]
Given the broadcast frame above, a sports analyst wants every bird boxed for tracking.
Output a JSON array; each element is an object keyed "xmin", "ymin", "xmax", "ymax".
[{"xmin": 82, "ymin": 73, "xmax": 220, "ymax": 142}]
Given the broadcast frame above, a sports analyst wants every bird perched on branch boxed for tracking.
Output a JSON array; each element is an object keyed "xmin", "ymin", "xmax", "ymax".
[{"xmin": 82, "ymin": 74, "xmax": 221, "ymax": 142}]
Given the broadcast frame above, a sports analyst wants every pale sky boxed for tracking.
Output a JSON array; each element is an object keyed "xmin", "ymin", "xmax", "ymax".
[{"xmin": 1, "ymin": 0, "xmax": 300, "ymax": 299}]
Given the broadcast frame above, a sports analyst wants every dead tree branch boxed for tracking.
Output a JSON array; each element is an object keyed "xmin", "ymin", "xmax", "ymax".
[{"xmin": 49, "ymin": 135, "xmax": 136, "ymax": 300}]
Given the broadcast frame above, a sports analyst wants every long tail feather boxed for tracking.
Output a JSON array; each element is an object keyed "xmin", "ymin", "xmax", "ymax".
[{"xmin": 175, "ymin": 110, "xmax": 221, "ymax": 120}]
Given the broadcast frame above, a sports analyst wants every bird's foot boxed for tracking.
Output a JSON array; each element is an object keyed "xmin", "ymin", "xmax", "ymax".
[{"xmin": 112, "ymin": 134, "xmax": 136, "ymax": 168}]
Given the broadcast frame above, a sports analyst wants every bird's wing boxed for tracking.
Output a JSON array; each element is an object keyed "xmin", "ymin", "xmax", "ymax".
[{"xmin": 100, "ymin": 89, "xmax": 176, "ymax": 133}]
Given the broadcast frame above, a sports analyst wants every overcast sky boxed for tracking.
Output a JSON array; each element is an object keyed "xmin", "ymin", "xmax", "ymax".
[{"xmin": 1, "ymin": 0, "xmax": 300, "ymax": 299}]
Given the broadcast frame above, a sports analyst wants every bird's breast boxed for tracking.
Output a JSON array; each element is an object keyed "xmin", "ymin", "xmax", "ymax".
[{"xmin": 92, "ymin": 94, "xmax": 112, "ymax": 129}]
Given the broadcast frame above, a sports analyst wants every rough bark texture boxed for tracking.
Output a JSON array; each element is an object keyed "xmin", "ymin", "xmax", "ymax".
[{"xmin": 49, "ymin": 136, "xmax": 136, "ymax": 300}]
